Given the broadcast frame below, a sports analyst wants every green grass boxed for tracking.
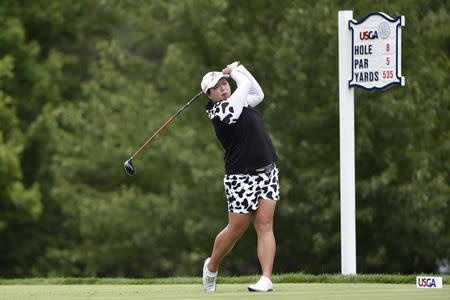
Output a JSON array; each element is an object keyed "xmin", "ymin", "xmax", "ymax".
[
  {"xmin": 0, "ymin": 273, "xmax": 449, "ymax": 285},
  {"xmin": 0, "ymin": 274, "xmax": 448, "ymax": 300},
  {"xmin": 0, "ymin": 283, "xmax": 449, "ymax": 300}
]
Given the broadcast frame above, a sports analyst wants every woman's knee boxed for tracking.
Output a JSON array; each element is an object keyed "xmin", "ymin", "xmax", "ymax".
[
  {"xmin": 227, "ymin": 213, "xmax": 251, "ymax": 237},
  {"xmin": 254, "ymin": 217, "xmax": 273, "ymax": 233},
  {"xmin": 227, "ymin": 221, "xmax": 249, "ymax": 238},
  {"xmin": 254, "ymin": 199, "xmax": 276, "ymax": 233}
]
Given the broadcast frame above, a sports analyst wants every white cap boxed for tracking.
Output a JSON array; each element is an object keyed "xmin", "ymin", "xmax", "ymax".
[{"xmin": 201, "ymin": 71, "xmax": 229, "ymax": 94}]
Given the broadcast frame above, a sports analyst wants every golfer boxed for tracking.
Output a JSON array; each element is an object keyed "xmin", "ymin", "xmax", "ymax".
[{"xmin": 201, "ymin": 61, "xmax": 280, "ymax": 292}]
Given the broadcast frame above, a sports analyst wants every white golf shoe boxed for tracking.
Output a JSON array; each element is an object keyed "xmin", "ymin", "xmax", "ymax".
[
  {"xmin": 202, "ymin": 257, "xmax": 217, "ymax": 292},
  {"xmin": 248, "ymin": 276, "xmax": 273, "ymax": 292}
]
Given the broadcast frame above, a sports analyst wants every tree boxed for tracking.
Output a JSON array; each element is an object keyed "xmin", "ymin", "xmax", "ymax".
[{"xmin": 1, "ymin": 0, "xmax": 448, "ymax": 277}]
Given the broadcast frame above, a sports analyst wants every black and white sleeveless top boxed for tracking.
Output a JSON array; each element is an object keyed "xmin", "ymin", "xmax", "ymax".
[{"xmin": 205, "ymin": 65, "xmax": 277, "ymax": 175}]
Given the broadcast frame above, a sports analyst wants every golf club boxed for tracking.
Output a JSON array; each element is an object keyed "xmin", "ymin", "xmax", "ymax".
[{"xmin": 123, "ymin": 91, "xmax": 203, "ymax": 175}]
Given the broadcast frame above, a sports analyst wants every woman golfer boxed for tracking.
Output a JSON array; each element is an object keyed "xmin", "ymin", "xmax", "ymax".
[{"xmin": 201, "ymin": 61, "xmax": 280, "ymax": 292}]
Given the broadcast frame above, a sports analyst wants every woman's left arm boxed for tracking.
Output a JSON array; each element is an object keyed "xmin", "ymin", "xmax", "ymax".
[{"xmin": 236, "ymin": 64, "xmax": 264, "ymax": 107}]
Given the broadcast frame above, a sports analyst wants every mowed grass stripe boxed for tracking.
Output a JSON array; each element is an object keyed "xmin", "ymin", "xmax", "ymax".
[{"xmin": 0, "ymin": 284, "xmax": 449, "ymax": 300}]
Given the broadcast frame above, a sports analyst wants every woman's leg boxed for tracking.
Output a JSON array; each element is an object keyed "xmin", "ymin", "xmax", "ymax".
[
  {"xmin": 253, "ymin": 199, "xmax": 277, "ymax": 279},
  {"xmin": 207, "ymin": 212, "xmax": 251, "ymax": 272}
]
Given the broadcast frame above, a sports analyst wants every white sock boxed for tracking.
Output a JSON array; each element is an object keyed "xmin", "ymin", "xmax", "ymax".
[{"xmin": 206, "ymin": 265, "xmax": 218, "ymax": 276}]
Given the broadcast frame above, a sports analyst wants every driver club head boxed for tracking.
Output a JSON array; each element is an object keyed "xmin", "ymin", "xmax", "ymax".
[{"xmin": 124, "ymin": 158, "xmax": 135, "ymax": 175}]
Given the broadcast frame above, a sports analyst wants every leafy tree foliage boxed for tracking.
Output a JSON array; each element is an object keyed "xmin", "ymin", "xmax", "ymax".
[{"xmin": 0, "ymin": 0, "xmax": 448, "ymax": 277}]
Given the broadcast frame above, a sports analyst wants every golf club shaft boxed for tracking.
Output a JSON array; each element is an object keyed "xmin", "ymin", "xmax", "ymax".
[{"xmin": 131, "ymin": 91, "xmax": 203, "ymax": 159}]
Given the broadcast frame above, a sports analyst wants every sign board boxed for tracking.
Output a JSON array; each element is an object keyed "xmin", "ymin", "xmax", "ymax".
[
  {"xmin": 416, "ymin": 276, "xmax": 443, "ymax": 288},
  {"xmin": 349, "ymin": 12, "xmax": 405, "ymax": 90},
  {"xmin": 338, "ymin": 10, "xmax": 406, "ymax": 275}
]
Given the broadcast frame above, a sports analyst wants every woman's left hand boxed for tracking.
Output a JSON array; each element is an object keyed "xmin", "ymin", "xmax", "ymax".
[
  {"xmin": 222, "ymin": 61, "xmax": 240, "ymax": 75},
  {"xmin": 222, "ymin": 66, "xmax": 232, "ymax": 75}
]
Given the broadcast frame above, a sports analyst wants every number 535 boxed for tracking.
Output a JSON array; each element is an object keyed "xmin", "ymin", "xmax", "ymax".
[{"xmin": 383, "ymin": 70, "xmax": 394, "ymax": 79}]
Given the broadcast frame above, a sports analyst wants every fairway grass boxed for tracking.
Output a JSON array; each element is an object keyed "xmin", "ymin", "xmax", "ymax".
[{"xmin": 0, "ymin": 283, "xmax": 448, "ymax": 300}]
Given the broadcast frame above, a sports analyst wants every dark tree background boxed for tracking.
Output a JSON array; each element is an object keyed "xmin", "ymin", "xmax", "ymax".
[{"xmin": 0, "ymin": 0, "xmax": 448, "ymax": 277}]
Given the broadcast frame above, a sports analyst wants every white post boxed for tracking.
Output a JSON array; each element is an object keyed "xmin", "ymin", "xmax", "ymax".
[
  {"xmin": 399, "ymin": 16, "xmax": 405, "ymax": 86},
  {"xmin": 338, "ymin": 10, "xmax": 356, "ymax": 275}
]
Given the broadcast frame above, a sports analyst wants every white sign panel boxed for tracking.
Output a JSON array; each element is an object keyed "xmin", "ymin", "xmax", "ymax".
[
  {"xmin": 349, "ymin": 12, "xmax": 405, "ymax": 90},
  {"xmin": 416, "ymin": 276, "xmax": 443, "ymax": 288}
]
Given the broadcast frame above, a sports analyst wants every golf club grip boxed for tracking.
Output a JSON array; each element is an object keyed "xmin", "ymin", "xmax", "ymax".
[{"xmin": 131, "ymin": 91, "xmax": 203, "ymax": 158}]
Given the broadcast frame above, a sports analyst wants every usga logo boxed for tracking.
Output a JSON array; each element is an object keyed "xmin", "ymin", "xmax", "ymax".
[
  {"xmin": 359, "ymin": 22, "xmax": 391, "ymax": 41},
  {"xmin": 416, "ymin": 276, "xmax": 443, "ymax": 288},
  {"xmin": 359, "ymin": 30, "xmax": 378, "ymax": 40}
]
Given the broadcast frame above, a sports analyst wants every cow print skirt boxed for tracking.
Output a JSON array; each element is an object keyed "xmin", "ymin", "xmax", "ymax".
[{"xmin": 224, "ymin": 164, "xmax": 280, "ymax": 214}]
